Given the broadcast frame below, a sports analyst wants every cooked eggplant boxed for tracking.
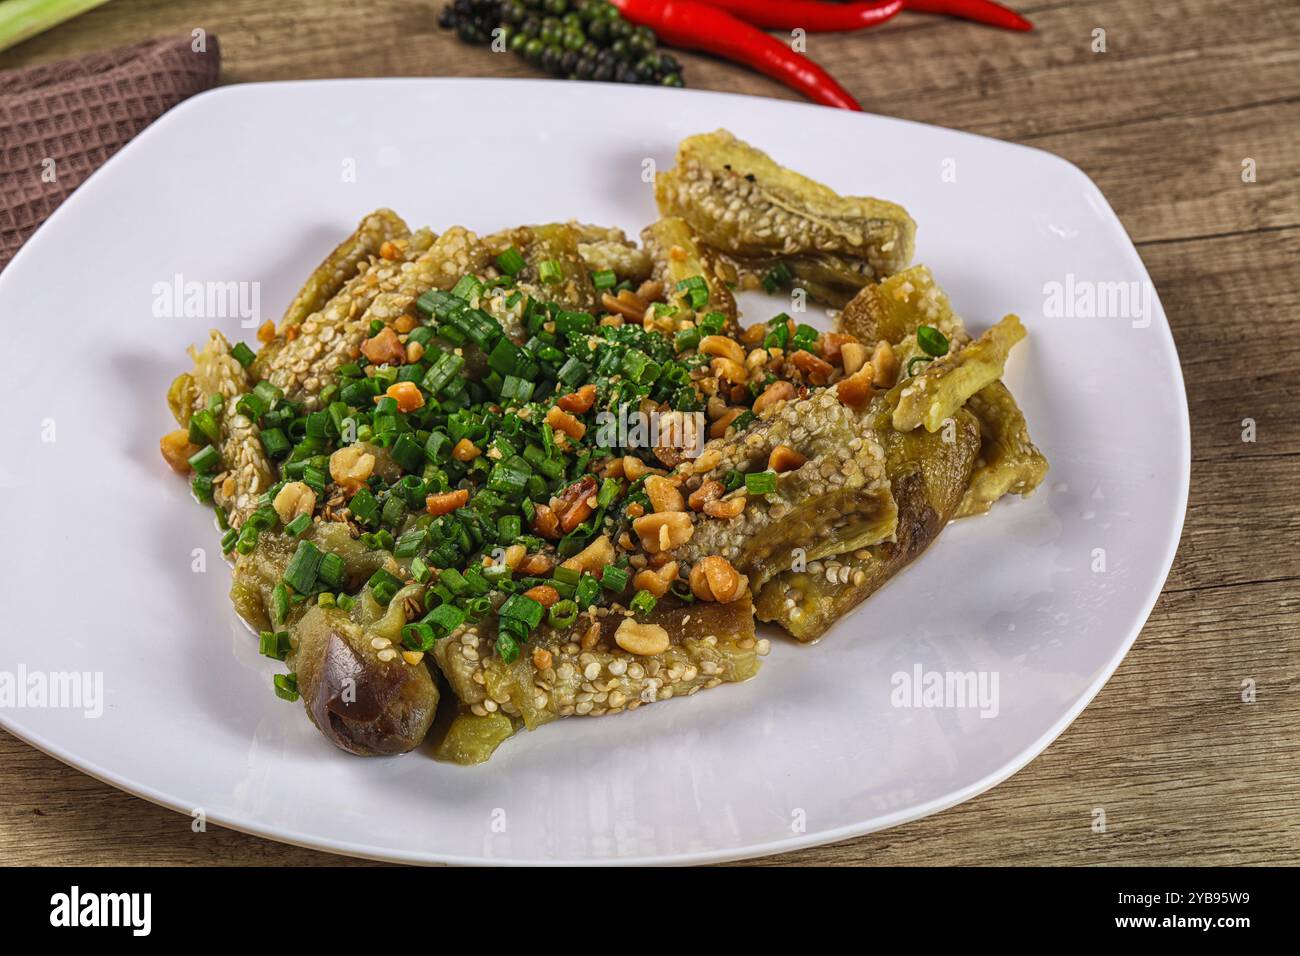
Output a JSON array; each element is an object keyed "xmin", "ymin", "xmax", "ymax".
[
  {"xmin": 641, "ymin": 216, "xmax": 739, "ymax": 330},
  {"xmin": 654, "ymin": 130, "xmax": 916, "ymax": 304},
  {"xmin": 956, "ymin": 381, "xmax": 1049, "ymax": 517},
  {"xmin": 755, "ymin": 392, "xmax": 981, "ymax": 641},
  {"xmin": 673, "ymin": 388, "xmax": 897, "ymax": 590},
  {"xmin": 893, "ymin": 314, "xmax": 1025, "ymax": 433},
  {"xmin": 484, "ymin": 222, "xmax": 598, "ymax": 311},
  {"xmin": 837, "ymin": 264, "xmax": 972, "ymax": 351},
  {"xmin": 571, "ymin": 222, "xmax": 654, "ymax": 283},
  {"xmin": 431, "ymin": 596, "xmax": 763, "ymax": 763},
  {"xmin": 292, "ymin": 604, "xmax": 439, "ymax": 756}
]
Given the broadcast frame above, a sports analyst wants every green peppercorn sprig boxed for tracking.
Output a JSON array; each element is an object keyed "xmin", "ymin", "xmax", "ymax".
[{"xmin": 439, "ymin": 0, "xmax": 685, "ymax": 87}]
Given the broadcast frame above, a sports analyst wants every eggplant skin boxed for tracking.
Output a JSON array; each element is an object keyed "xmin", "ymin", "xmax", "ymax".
[{"xmin": 293, "ymin": 607, "xmax": 439, "ymax": 756}]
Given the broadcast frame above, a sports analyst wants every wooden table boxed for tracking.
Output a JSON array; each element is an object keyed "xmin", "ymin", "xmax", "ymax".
[{"xmin": 2, "ymin": 0, "xmax": 1296, "ymax": 866}]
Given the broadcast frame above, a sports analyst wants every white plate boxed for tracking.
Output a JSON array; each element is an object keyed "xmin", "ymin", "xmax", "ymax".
[{"xmin": 0, "ymin": 79, "xmax": 1188, "ymax": 865}]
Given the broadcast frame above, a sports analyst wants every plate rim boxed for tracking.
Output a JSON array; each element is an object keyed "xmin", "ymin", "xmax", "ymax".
[{"xmin": 0, "ymin": 77, "xmax": 1191, "ymax": 865}]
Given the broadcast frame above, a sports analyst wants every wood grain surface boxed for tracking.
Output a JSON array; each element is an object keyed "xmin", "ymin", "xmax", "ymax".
[{"xmin": 1, "ymin": 0, "xmax": 1297, "ymax": 867}]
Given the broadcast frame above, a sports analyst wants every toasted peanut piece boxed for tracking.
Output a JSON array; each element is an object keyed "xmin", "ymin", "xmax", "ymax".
[
  {"xmin": 330, "ymin": 445, "xmax": 376, "ymax": 491},
  {"xmin": 452, "ymin": 438, "xmax": 481, "ymax": 462},
  {"xmin": 841, "ymin": 341, "xmax": 869, "ymax": 376},
  {"xmin": 394, "ymin": 313, "xmax": 418, "ymax": 334},
  {"xmin": 531, "ymin": 503, "xmax": 561, "ymax": 540},
  {"xmin": 703, "ymin": 496, "xmax": 746, "ymax": 519},
  {"xmin": 601, "ymin": 457, "xmax": 626, "ymax": 479},
  {"xmin": 425, "ymin": 488, "xmax": 469, "ymax": 516},
  {"xmin": 599, "ymin": 314, "xmax": 624, "ymax": 327},
  {"xmin": 836, "ymin": 364, "xmax": 876, "ymax": 408},
  {"xmin": 501, "ymin": 543, "xmax": 527, "ymax": 570},
  {"xmin": 622, "ymin": 455, "xmax": 650, "ymax": 481},
  {"xmin": 710, "ymin": 357, "xmax": 748, "ymax": 384},
  {"xmin": 632, "ymin": 511, "xmax": 695, "ymax": 553},
  {"xmin": 360, "ymin": 326, "xmax": 404, "ymax": 365},
  {"xmin": 614, "ymin": 618, "xmax": 671, "ymax": 657},
  {"xmin": 699, "ymin": 335, "xmax": 745, "ymax": 365},
  {"xmin": 523, "ymin": 585, "xmax": 561, "ymax": 608},
  {"xmin": 532, "ymin": 647, "xmax": 554, "ymax": 670},
  {"xmin": 553, "ymin": 475, "xmax": 597, "ymax": 533},
  {"xmin": 692, "ymin": 450, "xmax": 722, "ymax": 475},
  {"xmin": 601, "ymin": 290, "xmax": 647, "ymax": 322},
  {"xmin": 705, "ymin": 395, "xmax": 728, "ymax": 420},
  {"xmin": 401, "ymin": 650, "xmax": 425, "ymax": 666},
  {"xmin": 272, "ymin": 480, "xmax": 317, "ymax": 522},
  {"xmin": 768, "ymin": 445, "xmax": 807, "ymax": 473},
  {"xmin": 626, "ymin": 501, "xmax": 645, "ymax": 518},
  {"xmin": 546, "ymin": 405, "xmax": 587, "ymax": 440},
  {"xmin": 405, "ymin": 340, "xmax": 426, "ymax": 363},
  {"xmin": 872, "ymin": 340, "xmax": 898, "ymax": 387},
  {"xmin": 562, "ymin": 534, "xmax": 615, "ymax": 574},
  {"xmin": 256, "ymin": 319, "xmax": 276, "ymax": 344},
  {"xmin": 633, "ymin": 559, "xmax": 679, "ymax": 598},
  {"xmin": 557, "ymin": 383, "xmax": 597, "ymax": 414},
  {"xmin": 379, "ymin": 240, "xmax": 402, "ymax": 260},
  {"xmin": 688, "ymin": 479, "xmax": 725, "ymax": 512},
  {"xmin": 752, "ymin": 380, "xmax": 797, "ymax": 417},
  {"xmin": 791, "ymin": 349, "xmax": 834, "ymax": 385},
  {"xmin": 382, "ymin": 381, "xmax": 425, "ymax": 413},
  {"xmin": 818, "ymin": 331, "xmax": 858, "ymax": 365},
  {"xmin": 581, "ymin": 620, "xmax": 602, "ymax": 650},
  {"xmin": 160, "ymin": 430, "xmax": 199, "ymax": 474},
  {"xmin": 709, "ymin": 407, "xmax": 744, "ymax": 439},
  {"xmin": 519, "ymin": 552, "xmax": 555, "ymax": 576},
  {"xmin": 741, "ymin": 323, "xmax": 767, "ymax": 348},
  {"xmin": 689, "ymin": 556, "xmax": 748, "ymax": 603},
  {"xmin": 643, "ymin": 474, "xmax": 685, "ymax": 513}
]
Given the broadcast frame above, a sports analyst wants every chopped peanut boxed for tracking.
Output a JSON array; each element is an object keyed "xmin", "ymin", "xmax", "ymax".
[
  {"xmin": 741, "ymin": 324, "xmax": 767, "ymax": 348},
  {"xmin": 523, "ymin": 585, "xmax": 561, "ymax": 608},
  {"xmin": 546, "ymin": 405, "xmax": 586, "ymax": 440},
  {"xmin": 709, "ymin": 407, "xmax": 744, "ymax": 439},
  {"xmin": 256, "ymin": 320, "xmax": 276, "ymax": 344},
  {"xmin": 272, "ymin": 481, "xmax": 316, "ymax": 522},
  {"xmin": 501, "ymin": 543, "xmax": 527, "ymax": 570},
  {"xmin": 836, "ymin": 364, "xmax": 876, "ymax": 407},
  {"xmin": 768, "ymin": 445, "xmax": 807, "ymax": 473},
  {"xmin": 614, "ymin": 619, "xmax": 671, "ymax": 656},
  {"xmin": 791, "ymin": 349, "xmax": 834, "ymax": 385},
  {"xmin": 329, "ymin": 445, "xmax": 376, "ymax": 492},
  {"xmin": 752, "ymin": 380, "xmax": 797, "ymax": 416},
  {"xmin": 703, "ymin": 496, "xmax": 746, "ymax": 519},
  {"xmin": 532, "ymin": 647, "xmax": 554, "ymax": 670},
  {"xmin": 405, "ymin": 340, "xmax": 425, "ymax": 363},
  {"xmin": 692, "ymin": 449, "xmax": 722, "ymax": 474},
  {"xmin": 452, "ymin": 438, "xmax": 481, "ymax": 462},
  {"xmin": 632, "ymin": 511, "xmax": 695, "ymax": 553},
  {"xmin": 401, "ymin": 650, "xmax": 425, "ymax": 666},
  {"xmin": 382, "ymin": 381, "xmax": 425, "ymax": 413},
  {"xmin": 580, "ymin": 620, "xmax": 601, "ymax": 650},
  {"xmin": 519, "ymin": 552, "xmax": 555, "ymax": 576},
  {"xmin": 818, "ymin": 332, "xmax": 858, "ymax": 365},
  {"xmin": 699, "ymin": 335, "xmax": 745, "ymax": 365},
  {"xmin": 394, "ymin": 314, "xmax": 418, "ymax": 334},
  {"xmin": 633, "ymin": 560, "xmax": 679, "ymax": 598},
  {"xmin": 379, "ymin": 240, "xmax": 402, "ymax": 260},
  {"xmin": 425, "ymin": 488, "xmax": 469, "ymax": 516},
  {"xmin": 689, "ymin": 556, "xmax": 748, "ymax": 603},
  {"xmin": 556, "ymin": 383, "xmax": 597, "ymax": 414},
  {"xmin": 872, "ymin": 340, "xmax": 898, "ymax": 387},
  {"xmin": 601, "ymin": 290, "xmax": 647, "ymax": 322},
  {"xmin": 841, "ymin": 341, "xmax": 869, "ymax": 376},
  {"xmin": 360, "ymin": 326, "xmax": 404, "ymax": 366},
  {"xmin": 688, "ymin": 479, "xmax": 725, "ymax": 512},
  {"xmin": 562, "ymin": 534, "xmax": 615, "ymax": 574},
  {"xmin": 553, "ymin": 475, "xmax": 597, "ymax": 533},
  {"xmin": 160, "ymin": 430, "xmax": 199, "ymax": 474},
  {"xmin": 622, "ymin": 455, "xmax": 650, "ymax": 481},
  {"xmin": 710, "ymin": 356, "xmax": 748, "ymax": 384},
  {"xmin": 643, "ymin": 474, "xmax": 685, "ymax": 513},
  {"xmin": 531, "ymin": 502, "xmax": 561, "ymax": 540}
]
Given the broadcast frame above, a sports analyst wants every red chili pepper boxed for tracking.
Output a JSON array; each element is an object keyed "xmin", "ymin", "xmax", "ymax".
[
  {"xmin": 694, "ymin": 0, "xmax": 903, "ymax": 33},
  {"xmin": 610, "ymin": 0, "xmax": 863, "ymax": 110},
  {"xmin": 905, "ymin": 0, "xmax": 1033, "ymax": 31}
]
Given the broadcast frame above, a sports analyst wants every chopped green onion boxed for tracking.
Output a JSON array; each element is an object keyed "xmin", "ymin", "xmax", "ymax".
[
  {"xmin": 187, "ymin": 444, "xmax": 220, "ymax": 474},
  {"xmin": 495, "ymin": 633, "xmax": 520, "ymax": 664},
  {"xmin": 907, "ymin": 355, "xmax": 934, "ymax": 377},
  {"xmin": 629, "ymin": 589, "xmax": 657, "ymax": 617},
  {"xmin": 230, "ymin": 342, "xmax": 256, "ymax": 367},
  {"xmin": 745, "ymin": 470, "xmax": 777, "ymax": 495},
  {"xmin": 422, "ymin": 603, "xmax": 466, "ymax": 639},
  {"xmin": 285, "ymin": 513, "xmax": 311, "ymax": 537},
  {"xmin": 284, "ymin": 540, "xmax": 324, "ymax": 594},
  {"xmin": 273, "ymin": 673, "xmax": 299, "ymax": 702},
  {"xmin": 600, "ymin": 564, "xmax": 629, "ymax": 593},
  {"xmin": 496, "ymin": 246, "xmax": 526, "ymax": 276},
  {"xmin": 538, "ymin": 259, "xmax": 563, "ymax": 284},
  {"xmin": 917, "ymin": 325, "xmax": 950, "ymax": 357},
  {"xmin": 574, "ymin": 573, "xmax": 601, "ymax": 609},
  {"xmin": 548, "ymin": 599, "xmax": 579, "ymax": 629},
  {"xmin": 591, "ymin": 268, "xmax": 617, "ymax": 290},
  {"xmin": 402, "ymin": 622, "xmax": 436, "ymax": 652}
]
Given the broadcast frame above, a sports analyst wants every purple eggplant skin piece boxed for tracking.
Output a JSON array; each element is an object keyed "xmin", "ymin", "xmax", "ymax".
[{"xmin": 292, "ymin": 606, "xmax": 439, "ymax": 756}]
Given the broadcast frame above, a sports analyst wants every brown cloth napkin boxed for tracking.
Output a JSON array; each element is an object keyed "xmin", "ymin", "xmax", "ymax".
[{"xmin": 0, "ymin": 35, "xmax": 221, "ymax": 270}]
